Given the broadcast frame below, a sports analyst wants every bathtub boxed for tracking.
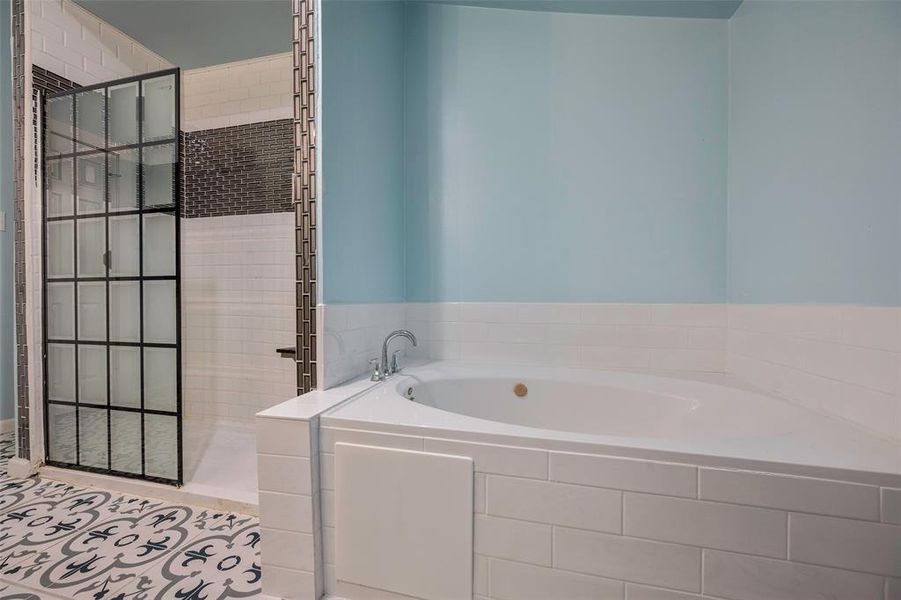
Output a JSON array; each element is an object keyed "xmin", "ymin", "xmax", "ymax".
[
  {"xmin": 324, "ymin": 360, "xmax": 901, "ymax": 482},
  {"xmin": 313, "ymin": 361, "xmax": 901, "ymax": 598}
]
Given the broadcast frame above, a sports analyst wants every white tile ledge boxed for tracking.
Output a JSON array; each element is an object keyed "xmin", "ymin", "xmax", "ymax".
[{"xmin": 256, "ymin": 375, "xmax": 379, "ymax": 422}]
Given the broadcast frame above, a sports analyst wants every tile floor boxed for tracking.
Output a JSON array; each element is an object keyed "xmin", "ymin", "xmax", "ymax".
[{"xmin": 0, "ymin": 433, "xmax": 263, "ymax": 599}]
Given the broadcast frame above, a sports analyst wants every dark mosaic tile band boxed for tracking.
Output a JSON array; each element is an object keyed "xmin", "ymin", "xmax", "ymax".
[
  {"xmin": 294, "ymin": 0, "xmax": 318, "ymax": 395},
  {"xmin": 181, "ymin": 120, "xmax": 293, "ymax": 218},
  {"xmin": 12, "ymin": 0, "xmax": 28, "ymax": 459}
]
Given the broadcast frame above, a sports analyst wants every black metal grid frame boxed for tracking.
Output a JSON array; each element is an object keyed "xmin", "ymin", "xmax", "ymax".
[{"xmin": 41, "ymin": 68, "xmax": 183, "ymax": 486}]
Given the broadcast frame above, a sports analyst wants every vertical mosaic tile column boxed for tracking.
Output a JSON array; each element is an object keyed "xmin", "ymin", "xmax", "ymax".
[
  {"xmin": 11, "ymin": 0, "xmax": 28, "ymax": 460},
  {"xmin": 294, "ymin": 0, "xmax": 317, "ymax": 395}
]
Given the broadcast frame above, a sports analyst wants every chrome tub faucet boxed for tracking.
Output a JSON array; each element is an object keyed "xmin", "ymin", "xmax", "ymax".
[{"xmin": 371, "ymin": 329, "xmax": 417, "ymax": 381}]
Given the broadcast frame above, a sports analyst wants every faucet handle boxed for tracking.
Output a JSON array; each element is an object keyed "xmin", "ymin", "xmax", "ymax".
[
  {"xmin": 390, "ymin": 350, "xmax": 401, "ymax": 374},
  {"xmin": 369, "ymin": 358, "xmax": 383, "ymax": 382}
]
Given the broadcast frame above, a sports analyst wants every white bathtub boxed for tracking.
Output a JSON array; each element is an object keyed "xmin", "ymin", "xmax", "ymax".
[{"xmin": 325, "ymin": 360, "xmax": 901, "ymax": 483}]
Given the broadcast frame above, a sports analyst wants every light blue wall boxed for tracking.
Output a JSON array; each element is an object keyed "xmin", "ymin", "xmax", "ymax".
[
  {"xmin": 320, "ymin": 0, "xmax": 406, "ymax": 303},
  {"xmin": 0, "ymin": 0, "xmax": 14, "ymax": 422},
  {"xmin": 404, "ymin": 3, "xmax": 728, "ymax": 302},
  {"xmin": 727, "ymin": 0, "xmax": 901, "ymax": 305}
]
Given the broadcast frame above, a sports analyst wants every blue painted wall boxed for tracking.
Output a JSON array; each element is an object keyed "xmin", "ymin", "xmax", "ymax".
[
  {"xmin": 320, "ymin": 0, "xmax": 406, "ymax": 303},
  {"xmin": 727, "ymin": 0, "xmax": 901, "ymax": 305},
  {"xmin": 404, "ymin": 3, "xmax": 727, "ymax": 302},
  {"xmin": 1, "ymin": 0, "xmax": 14, "ymax": 421}
]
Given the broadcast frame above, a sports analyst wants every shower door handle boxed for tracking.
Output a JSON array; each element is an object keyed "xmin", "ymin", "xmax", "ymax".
[{"xmin": 276, "ymin": 347, "xmax": 296, "ymax": 359}]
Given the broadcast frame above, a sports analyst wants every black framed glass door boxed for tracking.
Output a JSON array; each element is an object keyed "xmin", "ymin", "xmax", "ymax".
[{"xmin": 42, "ymin": 68, "xmax": 182, "ymax": 485}]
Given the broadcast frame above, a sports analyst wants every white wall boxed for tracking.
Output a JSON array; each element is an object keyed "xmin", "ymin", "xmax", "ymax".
[
  {"xmin": 182, "ymin": 213, "xmax": 296, "ymax": 422},
  {"xmin": 30, "ymin": 0, "xmax": 171, "ymax": 85},
  {"xmin": 182, "ymin": 53, "xmax": 293, "ymax": 132}
]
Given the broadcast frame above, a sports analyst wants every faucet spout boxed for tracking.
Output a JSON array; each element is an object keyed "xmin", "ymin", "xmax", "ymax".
[{"xmin": 381, "ymin": 329, "xmax": 418, "ymax": 378}]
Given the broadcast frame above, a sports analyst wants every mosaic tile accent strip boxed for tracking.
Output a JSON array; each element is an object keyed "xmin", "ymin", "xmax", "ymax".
[
  {"xmin": 181, "ymin": 120, "xmax": 293, "ymax": 218},
  {"xmin": 12, "ymin": 0, "xmax": 27, "ymax": 460},
  {"xmin": 0, "ymin": 433, "xmax": 262, "ymax": 599},
  {"xmin": 294, "ymin": 0, "xmax": 318, "ymax": 394}
]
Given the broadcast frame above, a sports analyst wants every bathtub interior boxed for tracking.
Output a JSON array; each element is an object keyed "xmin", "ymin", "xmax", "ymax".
[{"xmin": 324, "ymin": 361, "xmax": 901, "ymax": 481}]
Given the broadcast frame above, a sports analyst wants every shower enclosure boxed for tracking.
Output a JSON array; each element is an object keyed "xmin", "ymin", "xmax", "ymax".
[{"xmin": 42, "ymin": 69, "xmax": 182, "ymax": 485}]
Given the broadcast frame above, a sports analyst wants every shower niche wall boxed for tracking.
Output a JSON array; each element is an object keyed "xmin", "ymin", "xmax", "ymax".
[{"xmin": 43, "ymin": 69, "xmax": 182, "ymax": 485}]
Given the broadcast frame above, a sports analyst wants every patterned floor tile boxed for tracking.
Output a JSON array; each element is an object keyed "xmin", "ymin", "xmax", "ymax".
[
  {"xmin": 109, "ymin": 514, "xmax": 261, "ymax": 600},
  {"xmin": 0, "ymin": 433, "xmax": 263, "ymax": 600}
]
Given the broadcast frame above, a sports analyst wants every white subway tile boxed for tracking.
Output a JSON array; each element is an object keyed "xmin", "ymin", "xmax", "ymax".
[
  {"xmin": 320, "ymin": 427, "xmax": 423, "ymax": 453},
  {"xmin": 474, "ymin": 515, "xmax": 552, "ymax": 566},
  {"xmin": 651, "ymin": 304, "xmax": 725, "ymax": 327},
  {"xmin": 474, "ymin": 554, "xmax": 489, "ymax": 595},
  {"xmin": 424, "ymin": 439, "xmax": 547, "ymax": 479},
  {"xmin": 486, "ymin": 475, "xmax": 621, "ymax": 533},
  {"xmin": 623, "ymin": 493, "xmax": 787, "ymax": 558},
  {"xmin": 699, "ymin": 468, "xmax": 880, "ymax": 520},
  {"xmin": 489, "ymin": 558, "xmax": 624, "ymax": 600},
  {"xmin": 840, "ymin": 306, "xmax": 900, "ymax": 352},
  {"xmin": 650, "ymin": 349, "xmax": 723, "ymax": 372},
  {"xmin": 550, "ymin": 452, "xmax": 697, "ymax": 498},
  {"xmin": 261, "ymin": 565, "xmax": 317, "ymax": 600},
  {"xmin": 883, "ymin": 488, "xmax": 901, "ymax": 524},
  {"xmin": 554, "ymin": 527, "xmax": 701, "ymax": 592},
  {"xmin": 580, "ymin": 346, "xmax": 651, "ymax": 369},
  {"xmin": 580, "ymin": 304, "xmax": 652, "ymax": 325},
  {"xmin": 887, "ymin": 578, "xmax": 901, "ymax": 600},
  {"xmin": 259, "ymin": 528, "xmax": 315, "ymax": 571},
  {"xmin": 474, "ymin": 473, "xmax": 486, "ymax": 513},
  {"xmin": 259, "ymin": 491, "xmax": 313, "ymax": 533},
  {"xmin": 257, "ymin": 454, "xmax": 312, "ymax": 495},
  {"xmin": 703, "ymin": 549, "xmax": 883, "ymax": 600},
  {"xmin": 625, "ymin": 584, "xmax": 701, "ymax": 600},
  {"xmin": 255, "ymin": 418, "xmax": 311, "ymax": 457},
  {"xmin": 789, "ymin": 513, "xmax": 901, "ymax": 576}
]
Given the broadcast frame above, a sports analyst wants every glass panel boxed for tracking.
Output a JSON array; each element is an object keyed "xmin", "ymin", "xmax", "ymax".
[
  {"xmin": 75, "ymin": 88, "xmax": 106, "ymax": 152},
  {"xmin": 78, "ymin": 345, "xmax": 107, "ymax": 405},
  {"xmin": 109, "ymin": 215, "xmax": 139, "ymax": 277},
  {"xmin": 110, "ymin": 410, "xmax": 141, "ymax": 474},
  {"xmin": 108, "ymin": 82, "xmax": 139, "ymax": 147},
  {"xmin": 142, "ymin": 144, "xmax": 176, "ymax": 208},
  {"xmin": 77, "ymin": 282, "xmax": 106, "ymax": 341},
  {"xmin": 142, "ymin": 213, "xmax": 176, "ymax": 276},
  {"xmin": 76, "ymin": 153, "xmax": 106, "ymax": 215},
  {"xmin": 47, "ymin": 282, "xmax": 75, "ymax": 340},
  {"xmin": 78, "ymin": 407, "xmax": 108, "ymax": 469},
  {"xmin": 48, "ymin": 404, "xmax": 76, "ymax": 463},
  {"xmin": 144, "ymin": 347, "xmax": 176, "ymax": 412},
  {"xmin": 109, "ymin": 281, "xmax": 140, "ymax": 343},
  {"xmin": 144, "ymin": 413, "xmax": 177, "ymax": 480},
  {"xmin": 46, "ymin": 95, "xmax": 73, "ymax": 156},
  {"xmin": 47, "ymin": 344, "xmax": 76, "ymax": 402},
  {"xmin": 108, "ymin": 148, "xmax": 139, "ymax": 211},
  {"xmin": 143, "ymin": 280, "xmax": 176, "ymax": 344},
  {"xmin": 110, "ymin": 346, "xmax": 141, "ymax": 408},
  {"xmin": 142, "ymin": 75, "xmax": 176, "ymax": 143},
  {"xmin": 47, "ymin": 220, "xmax": 74, "ymax": 278},
  {"xmin": 46, "ymin": 158, "xmax": 74, "ymax": 217},
  {"xmin": 77, "ymin": 217, "xmax": 106, "ymax": 277}
]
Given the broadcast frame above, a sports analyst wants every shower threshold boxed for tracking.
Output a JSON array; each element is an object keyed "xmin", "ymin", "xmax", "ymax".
[{"xmin": 40, "ymin": 417, "xmax": 259, "ymax": 515}]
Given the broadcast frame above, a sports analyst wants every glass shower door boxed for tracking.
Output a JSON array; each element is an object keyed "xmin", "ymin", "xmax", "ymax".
[{"xmin": 43, "ymin": 69, "xmax": 182, "ymax": 485}]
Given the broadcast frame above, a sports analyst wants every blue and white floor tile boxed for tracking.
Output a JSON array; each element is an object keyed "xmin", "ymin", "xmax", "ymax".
[{"xmin": 0, "ymin": 433, "xmax": 263, "ymax": 599}]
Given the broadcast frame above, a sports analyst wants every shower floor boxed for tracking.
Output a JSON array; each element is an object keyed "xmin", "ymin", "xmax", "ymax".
[{"xmin": 41, "ymin": 416, "xmax": 259, "ymax": 512}]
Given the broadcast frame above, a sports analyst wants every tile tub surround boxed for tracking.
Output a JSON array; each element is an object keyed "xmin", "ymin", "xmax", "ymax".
[
  {"xmin": 254, "ymin": 381, "xmax": 380, "ymax": 600},
  {"xmin": 728, "ymin": 304, "xmax": 901, "ymax": 440},
  {"xmin": 313, "ymin": 423, "xmax": 901, "ymax": 600},
  {"xmin": 322, "ymin": 302, "xmax": 901, "ymax": 442},
  {"xmin": 320, "ymin": 303, "xmax": 407, "ymax": 388},
  {"xmin": 182, "ymin": 213, "xmax": 296, "ymax": 421}
]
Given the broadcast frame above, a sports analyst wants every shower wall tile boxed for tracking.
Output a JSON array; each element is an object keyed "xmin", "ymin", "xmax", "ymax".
[
  {"xmin": 181, "ymin": 213, "xmax": 296, "ymax": 422},
  {"xmin": 181, "ymin": 119, "xmax": 293, "ymax": 218},
  {"xmin": 30, "ymin": 0, "xmax": 171, "ymax": 86},
  {"xmin": 182, "ymin": 53, "xmax": 293, "ymax": 132},
  {"xmin": 727, "ymin": 305, "xmax": 901, "ymax": 440}
]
